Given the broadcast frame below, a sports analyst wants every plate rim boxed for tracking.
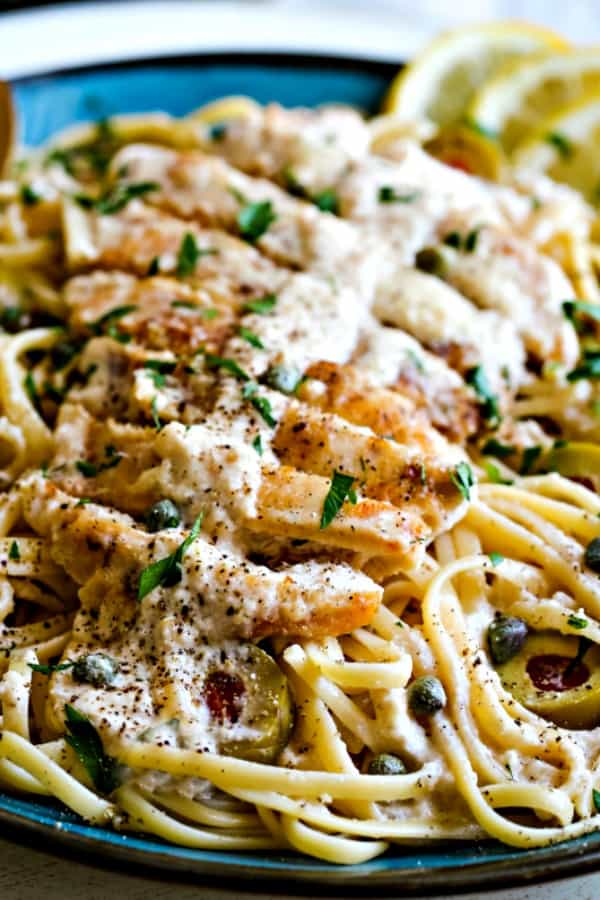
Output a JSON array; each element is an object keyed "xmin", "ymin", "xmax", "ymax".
[{"xmin": 5, "ymin": 48, "xmax": 600, "ymax": 893}]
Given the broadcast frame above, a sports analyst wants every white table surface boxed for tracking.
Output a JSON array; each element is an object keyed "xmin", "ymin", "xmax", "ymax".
[{"xmin": 1, "ymin": 2, "xmax": 600, "ymax": 897}]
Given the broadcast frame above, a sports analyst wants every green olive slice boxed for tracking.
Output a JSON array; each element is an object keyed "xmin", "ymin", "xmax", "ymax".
[
  {"xmin": 497, "ymin": 631, "xmax": 600, "ymax": 729},
  {"xmin": 202, "ymin": 643, "xmax": 293, "ymax": 764}
]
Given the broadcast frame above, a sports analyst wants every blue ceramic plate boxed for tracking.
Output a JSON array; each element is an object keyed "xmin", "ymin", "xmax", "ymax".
[{"xmin": 5, "ymin": 53, "xmax": 600, "ymax": 892}]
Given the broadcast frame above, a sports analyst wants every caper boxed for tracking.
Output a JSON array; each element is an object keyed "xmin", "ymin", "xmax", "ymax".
[
  {"xmin": 144, "ymin": 499, "xmax": 181, "ymax": 532},
  {"xmin": 408, "ymin": 675, "xmax": 447, "ymax": 716},
  {"xmin": 264, "ymin": 364, "xmax": 302, "ymax": 395},
  {"xmin": 72, "ymin": 652, "xmax": 120, "ymax": 687},
  {"xmin": 368, "ymin": 753, "xmax": 407, "ymax": 775},
  {"xmin": 487, "ymin": 615, "xmax": 528, "ymax": 665},
  {"xmin": 584, "ymin": 537, "xmax": 600, "ymax": 574},
  {"xmin": 415, "ymin": 247, "xmax": 448, "ymax": 278}
]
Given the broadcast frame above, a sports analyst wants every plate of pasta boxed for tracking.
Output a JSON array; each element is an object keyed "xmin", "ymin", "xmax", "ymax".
[{"xmin": 1, "ymin": 23, "xmax": 600, "ymax": 892}]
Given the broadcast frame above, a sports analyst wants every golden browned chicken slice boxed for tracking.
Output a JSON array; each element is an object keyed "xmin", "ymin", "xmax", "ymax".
[
  {"xmin": 104, "ymin": 145, "xmax": 531, "ymax": 387},
  {"xmin": 108, "ymin": 144, "xmax": 379, "ymax": 295},
  {"xmin": 21, "ymin": 475, "xmax": 383, "ymax": 642},
  {"xmin": 62, "ymin": 199, "xmax": 285, "ymax": 300},
  {"xmin": 20, "ymin": 475, "xmax": 383, "ymax": 748},
  {"xmin": 48, "ymin": 394, "xmax": 468, "ymax": 563},
  {"xmin": 372, "ymin": 266, "xmax": 525, "ymax": 390},
  {"xmin": 420, "ymin": 222, "xmax": 579, "ymax": 367},
  {"xmin": 300, "ymin": 359, "xmax": 480, "ymax": 446},
  {"xmin": 195, "ymin": 101, "xmax": 592, "ymax": 250},
  {"xmin": 64, "ymin": 270, "xmax": 235, "ymax": 356}
]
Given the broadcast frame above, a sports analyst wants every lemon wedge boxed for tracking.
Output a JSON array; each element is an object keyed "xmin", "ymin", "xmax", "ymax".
[
  {"xmin": 383, "ymin": 21, "xmax": 568, "ymax": 127},
  {"xmin": 513, "ymin": 91, "xmax": 600, "ymax": 205},
  {"xmin": 470, "ymin": 49, "xmax": 600, "ymax": 154}
]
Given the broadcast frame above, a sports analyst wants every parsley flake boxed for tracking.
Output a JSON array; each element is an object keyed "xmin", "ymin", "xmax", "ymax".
[
  {"xmin": 20, "ymin": 184, "xmax": 41, "ymax": 206},
  {"xmin": 488, "ymin": 552, "xmax": 504, "ymax": 567},
  {"xmin": 242, "ymin": 382, "xmax": 277, "ymax": 427},
  {"xmin": 238, "ymin": 326, "xmax": 264, "ymax": 349},
  {"xmin": 138, "ymin": 512, "xmax": 204, "ymax": 600},
  {"xmin": 519, "ymin": 445, "xmax": 542, "ymax": 475},
  {"xmin": 75, "ymin": 181, "xmax": 158, "ymax": 215},
  {"xmin": 378, "ymin": 185, "xmax": 421, "ymax": 204},
  {"xmin": 465, "ymin": 365, "xmax": 500, "ymax": 424},
  {"xmin": 593, "ymin": 788, "xmax": 600, "ymax": 814},
  {"xmin": 64, "ymin": 704, "xmax": 119, "ymax": 794},
  {"xmin": 175, "ymin": 233, "xmax": 217, "ymax": 278},
  {"xmin": 204, "ymin": 354, "xmax": 250, "ymax": 381},
  {"xmin": 312, "ymin": 189, "xmax": 339, "ymax": 214},
  {"xmin": 450, "ymin": 462, "xmax": 475, "ymax": 501},
  {"xmin": 8, "ymin": 541, "xmax": 20, "ymax": 561},
  {"xmin": 242, "ymin": 294, "xmax": 277, "ymax": 315},
  {"xmin": 238, "ymin": 201, "xmax": 277, "ymax": 242},
  {"xmin": 320, "ymin": 471, "xmax": 356, "ymax": 529},
  {"xmin": 252, "ymin": 434, "xmax": 263, "ymax": 456},
  {"xmin": 567, "ymin": 614, "xmax": 588, "ymax": 630},
  {"xmin": 29, "ymin": 661, "xmax": 74, "ymax": 675},
  {"xmin": 545, "ymin": 132, "xmax": 573, "ymax": 159}
]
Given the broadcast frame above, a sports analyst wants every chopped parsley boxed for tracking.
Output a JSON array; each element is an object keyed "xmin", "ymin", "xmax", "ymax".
[
  {"xmin": 378, "ymin": 186, "xmax": 421, "ymax": 204},
  {"xmin": 519, "ymin": 445, "xmax": 542, "ymax": 475},
  {"xmin": 176, "ymin": 233, "xmax": 199, "ymax": 278},
  {"xmin": 238, "ymin": 201, "xmax": 277, "ymax": 242},
  {"xmin": 442, "ymin": 228, "xmax": 481, "ymax": 252},
  {"xmin": 8, "ymin": 541, "xmax": 20, "ymax": 561},
  {"xmin": 562, "ymin": 299, "xmax": 600, "ymax": 324},
  {"xmin": 175, "ymin": 232, "xmax": 217, "ymax": 278},
  {"xmin": 75, "ymin": 181, "xmax": 158, "ymax": 215},
  {"xmin": 483, "ymin": 461, "xmax": 512, "ymax": 485},
  {"xmin": 137, "ymin": 512, "xmax": 204, "ymax": 600},
  {"xmin": 143, "ymin": 359, "xmax": 177, "ymax": 388},
  {"xmin": 593, "ymin": 789, "xmax": 600, "ymax": 814},
  {"xmin": 465, "ymin": 365, "xmax": 500, "ymax": 425},
  {"xmin": 567, "ymin": 355, "xmax": 600, "ymax": 382},
  {"xmin": 88, "ymin": 304, "xmax": 137, "ymax": 340},
  {"xmin": 64, "ymin": 704, "xmax": 119, "ymax": 795},
  {"xmin": 242, "ymin": 294, "xmax": 277, "ymax": 315},
  {"xmin": 464, "ymin": 227, "xmax": 481, "ymax": 253},
  {"xmin": 567, "ymin": 614, "xmax": 588, "ymax": 630},
  {"xmin": 238, "ymin": 326, "xmax": 264, "ymax": 349},
  {"xmin": 24, "ymin": 372, "xmax": 41, "ymax": 414},
  {"xmin": 147, "ymin": 256, "xmax": 160, "ymax": 276},
  {"xmin": 443, "ymin": 231, "xmax": 462, "ymax": 248},
  {"xmin": 242, "ymin": 382, "xmax": 277, "ymax": 427},
  {"xmin": 204, "ymin": 354, "xmax": 249, "ymax": 382},
  {"xmin": 75, "ymin": 498, "xmax": 92, "ymax": 507},
  {"xmin": 545, "ymin": 132, "xmax": 573, "ymax": 159},
  {"xmin": 450, "ymin": 462, "xmax": 475, "ymax": 501},
  {"xmin": 320, "ymin": 470, "xmax": 357, "ymax": 529},
  {"xmin": 76, "ymin": 446, "xmax": 122, "ymax": 478},
  {"xmin": 29, "ymin": 661, "xmax": 74, "ymax": 675},
  {"xmin": 45, "ymin": 119, "xmax": 117, "ymax": 178},
  {"xmin": 252, "ymin": 434, "xmax": 263, "ymax": 456},
  {"xmin": 482, "ymin": 438, "xmax": 515, "ymax": 459},
  {"xmin": 488, "ymin": 552, "xmax": 504, "ymax": 567},
  {"xmin": 20, "ymin": 184, "xmax": 41, "ymax": 206},
  {"xmin": 312, "ymin": 189, "xmax": 339, "ymax": 214}
]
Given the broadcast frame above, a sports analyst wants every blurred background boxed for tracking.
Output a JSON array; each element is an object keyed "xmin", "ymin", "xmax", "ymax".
[{"xmin": 2, "ymin": 0, "xmax": 600, "ymax": 79}]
